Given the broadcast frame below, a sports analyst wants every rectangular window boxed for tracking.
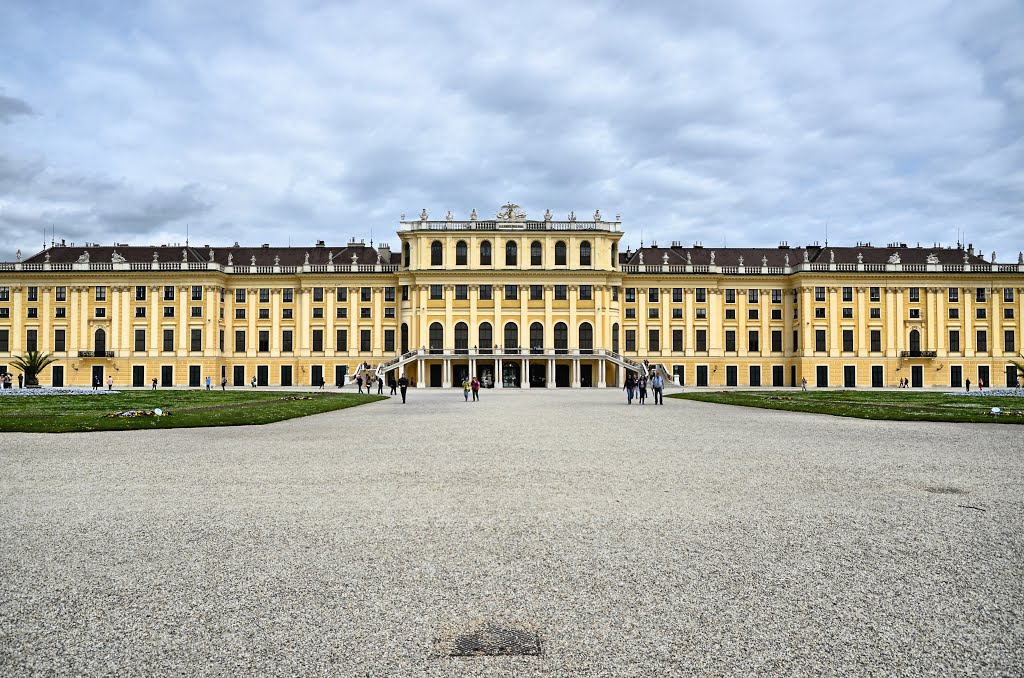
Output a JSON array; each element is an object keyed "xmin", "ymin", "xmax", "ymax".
[
  {"xmin": 135, "ymin": 286, "xmax": 146, "ymax": 301},
  {"xmin": 163, "ymin": 329, "xmax": 174, "ymax": 352},
  {"xmin": 335, "ymin": 287, "xmax": 347, "ymax": 302},
  {"xmin": 313, "ymin": 287, "xmax": 324, "ymax": 302},
  {"xmin": 695, "ymin": 308, "xmax": 706, "ymax": 319},
  {"xmin": 235, "ymin": 288, "xmax": 245, "ymax": 303},
  {"xmin": 815, "ymin": 286, "xmax": 825, "ymax": 302},
  {"xmin": 384, "ymin": 308, "xmax": 395, "ymax": 318},
  {"xmin": 771, "ymin": 289, "xmax": 782, "ymax": 304},
  {"xmin": 360, "ymin": 308, "xmax": 371, "ymax": 318},
  {"xmin": 815, "ymin": 307, "xmax": 826, "ymax": 318},
  {"xmin": 234, "ymin": 308, "xmax": 244, "ymax": 319},
  {"xmin": 976, "ymin": 288, "xmax": 986, "ymax": 303},
  {"xmin": 55, "ymin": 307, "xmax": 66, "ymax": 318},
  {"xmin": 402, "ymin": 285, "xmax": 408, "ymax": 301},
  {"xmin": 870, "ymin": 308, "xmax": 881, "ymax": 319},
  {"xmin": 336, "ymin": 308, "xmax": 346, "ymax": 318},
  {"xmin": 0, "ymin": 329, "xmax": 7, "ymax": 351},
  {"xmin": 360, "ymin": 329, "xmax": 371, "ymax": 352},
  {"xmin": 948, "ymin": 308, "xmax": 959, "ymax": 319},
  {"xmin": 870, "ymin": 330, "xmax": 881, "ymax": 352},
  {"xmin": 612, "ymin": 287, "xmax": 619, "ymax": 302},
  {"xmin": 625, "ymin": 288, "xmax": 636, "ymax": 302},
  {"xmin": 219, "ymin": 330, "xmax": 224, "ymax": 352},
  {"xmin": 949, "ymin": 330, "xmax": 960, "ymax": 352},
  {"xmin": 1004, "ymin": 330, "xmax": 1016, "ymax": 354},
  {"xmin": 385, "ymin": 287, "xmax": 395, "ymax": 302},
  {"xmin": 695, "ymin": 288, "xmax": 707, "ymax": 303},
  {"xmin": 672, "ymin": 329, "xmax": 683, "ymax": 352},
  {"xmin": 696, "ymin": 329, "xmax": 707, "ymax": 352},
  {"xmin": 842, "ymin": 307, "xmax": 853, "ymax": 318},
  {"xmin": 771, "ymin": 309, "xmax": 782, "ymax": 320},
  {"xmin": 135, "ymin": 307, "xmax": 146, "ymax": 318},
  {"xmin": 976, "ymin": 308, "xmax": 987, "ymax": 319},
  {"xmin": 163, "ymin": 306, "xmax": 175, "ymax": 318},
  {"xmin": 360, "ymin": 287, "xmax": 370, "ymax": 302},
  {"xmin": 672, "ymin": 288, "xmax": 683, "ymax": 303},
  {"xmin": 259, "ymin": 288, "xmax": 270, "ymax": 303},
  {"xmin": 27, "ymin": 287, "xmax": 38, "ymax": 302},
  {"xmin": 258, "ymin": 331, "xmax": 270, "ymax": 352},
  {"xmin": 625, "ymin": 308, "xmax": 636, "ymax": 319},
  {"xmin": 282, "ymin": 331, "xmax": 293, "ymax": 353},
  {"xmin": 648, "ymin": 329, "xmax": 660, "ymax": 352},
  {"xmin": 192, "ymin": 286, "xmax": 203, "ymax": 301},
  {"xmin": 313, "ymin": 308, "xmax": 324, "ymax": 318},
  {"xmin": 1005, "ymin": 308, "xmax": 1015, "ymax": 319},
  {"xmin": 579, "ymin": 285, "xmax": 592, "ymax": 301},
  {"xmin": 648, "ymin": 307, "xmax": 659, "ymax": 319},
  {"xmin": 748, "ymin": 309, "xmax": 758, "ymax": 320},
  {"xmin": 0, "ymin": 287, "xmax": 8, "ymax": 301},
  {"xmin": 28, "ymin": 308, "xmax": 39, "ymax": 318},
  {"xmin": 555, "ymin": 285, "xmax": 567, "ymax": 300},
  {"xmin": 283, "ymin": 288, "xmax": 294, "ymax": 303},
  {"xmin": 163, "ymin": 286, "xmax": 175, "ymax": 301},
  {"xmin": 948, "ymin": 287, "xmax": 959, "ymax": 302},
  {"xmin": 529, "ymin": 285, "xmax": 542, "ymax": 301},
  {"xmin": 430, "ymin": 285, "xmax": 442, "ymax": 300},
  {"xmin": 625, "ymin": 329, "xmax": 636, "ymax": 352},
  {"xmin": 725, "ymin": 289, "xmax": 736, "ymax": 304},
  {"xmin": 190, "ymin": 329, "xmax": 202, "ymax": 352},
  {"xmin": 235, "ymin": 330, "xmax": 245, "ymax": 352},
  {"xmin": 312, "ymin": 329, "xmax": 323, "ymax": 352},
  {"xmin": 336, "ymin": 329, "xmax": 348, "ymax": 351},
  {"xmin": 748, "ymin": 330, "xmax": 759, "ymax": 352},
  {"xmin": 842, "ymin": 287, "xmax": 853, "ymax": 302},
  {"xmin": 725, "ymin": 330, "xmax": 736, "ymax": 352},
  {"xmin": 909, "ymin": 288, "xmax": 920, "ymax": 303},
  {"xmin": 649, "ymin": 288, "xmax": 659, "ymax": 302},
  {"xmin": 870, "ymin": 287, "xmax": 880, "ymax": 302},
  {"xmin": 478, "ymin": 285, "xmax": 492, "ymax": 300},
  {"xmin": 672, "ymin": 308, "xmax": 683, "ymax": 319},
  {"xmin": 26, "ymin": 329, "xmax": 37, "ymax": 352},
  {"xmin": 282, "ymin": 308, "xmax": 293, "ymax": 319},
  {"xmin": 192, "ymin": 306, "xmax": 203, "ymax": 317},
  {"xmin": 725, "ymin": 309, "xmax": 736, "ymax": 320},
  {"xmin": 748, "ymin": 289, "xmax": 759, "ymax": 303},
  {"xmin": 842, "ymin": 330, "xmax": 854, "ymax": 352},
  {"xmin": 94, "ymin": 286, "xmax": 106, "ymax": 302},
  {"xmin": 815, "ymin": 330, "xmax": 826, "ymax": 352},
  {"xmin": 384, "ymin": 329, "xmax": 395, "ymax": 352},
  {"xmin": 54, "ymin": 329, "xmax": 66, "ymax": 352},
  {"xmin": 505, "ymin": 285, "xmax": 518, "ymax": 300},
  {"xmin": 909, "ymin": 309, "xmax": 920, "ymax": 319},
  {"xmin": 1004, "ymin": 288, "xmax": 1014, "ymax": 303},
  {"xmin": 132, "ymin": 329, "xmax": 145, "ymax": 352},
  {"xmin": 976, "ymin": 330, "xmax": 987, "ymax": 352},
  {"xmin": 771, "ymin": 330, "xmax": 783, "ymax": 352}
]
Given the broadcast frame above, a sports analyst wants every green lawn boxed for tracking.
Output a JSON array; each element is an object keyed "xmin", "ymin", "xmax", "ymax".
[
  {"xmin": 0, "ymin": 390, "xmax": 386, "ymax": 433},
  {"xmin": 669, "ymin": 389, "xmax": 1024, "ymax": 424}
]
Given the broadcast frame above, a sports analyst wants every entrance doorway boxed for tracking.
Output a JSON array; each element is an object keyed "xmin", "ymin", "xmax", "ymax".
[
  {"xmin": 453, "ymin": 363, "xmax": 470, "ymax": 386},
  {"xmin": 52, "ymin": 365, "xmax": 64, "ymax": 387},
  {"xmin": 188, "ymin": 365, "xmax": 201, "ymax": 387},
  {"xmin": 281, "ymin": 365, "xmax": 293, "ymax": 386},
  {"xmin": 950, "ymin": 365, "xmax": 962, "ymax": 388},
  {"xmin": 978, "ymin": 365, "xmax": 990, "ymax": 388},
  {"xmin": 1006, "ymin": 365, "xmax": 1019, "ymax": 388},
  {"xmin": 256, "ymin": 365, "xmax": 269, "ymax": 386},
  {"xmin": 160, "ymin": 365, "xmax": 173, "ymax": 387},
  {"xmin": 91, "ymin": 365, "xmax": 104, "ymax": 388},
  {"xmin": 911, "ymin": 365, "xmax": 923, "ymax": 388},
  {"xmin": 580, "ymin": 364, "xmax": 592, "ymax": 387},
  {"xmin": 430, "ymin": 364, "xmax": 442, "ymax": 387},
  {"xmin": 335, "ymin": 365, "xmax": 348, "ymax": 387},
  {"xmin": 311, "ymin": 365, "xmax": 323, "ymax": 387},
  {"xmin": 555, "ymin": 364, "xmax": 570, "ymax": 387},
  {"xmin": 233, "ymin": 365, "xmax": 246, "ymax": 386},
  {"xmin": 871, "ymin": 365, "xmax": 884, "ymax": 388},
  {"xmin": 696, "ymin": 365, "xmax": 708, "ymax": 387},
  {"xmin": 502, "ymin": 362, "xmax": 520, "ymax": 387},
  {"xmin": 132, "ymin": 365, "xmax": 145, "ymax": 387},
  {"xmin": 843, "ymin": 365, "xmax": 856, "ymax": 388},
  {"xmin": 772, "ymin": 365, "xmax": 785, "ymax": 387},
  {"xmin": 816, "ymin": 365, "xmax": 829, "ymax": 387},
  {"xmin": 529, "ymin": 363, "xmax": 546, "ymax": 387}
]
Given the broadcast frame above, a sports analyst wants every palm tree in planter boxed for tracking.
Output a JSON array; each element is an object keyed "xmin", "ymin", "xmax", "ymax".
[
  {"xmin": 1010, "ymin": 354, "xmax": 1024, "ymax": 389},
  {"xmin": 11, "ymin": 351, "xmax": 59, "ymax": 388}
]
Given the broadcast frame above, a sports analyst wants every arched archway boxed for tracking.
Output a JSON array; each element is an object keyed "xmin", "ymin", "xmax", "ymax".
[
  {"xmin": 530, "ymin": 322, "xmax": 544, "ymax": 354},
  {"xmin": 554, "ymin": 322, "xmax": 568, "ymax": 354},
  {"xmin": 530, "ymin": 241, "xmax": 543, "ymax": 266},
  {"xmin": 94, "ymin": 328, "xmax": 106, "ymax": 355},
  {"xmin": 612, "ymin": 323, "xmax": 620, "ymax": 353},
  {"xmin": 455, "ymin": 322, "xmax": 469, "ymax": 354},
  {"xmin": 480, "ymin": 240, "xmax": 492, "ymax": 266},
  {"xmin": 403, "ymin": 242, "xmax": 410, "ymax": 268},
  {"xmin": 503, "ymin": 322, "xmax": 519, "ymax": 351},
  {"xmin": 430, "ymin": 240, "xmax": 443, "ymax": 266},
  {"xmin": 579, "ymin": 322, "xmax": 593, "ymax": 354},
  {"xmin": 429, "ymin": 322, "xmax": 443, "ymax": 354},
  {"xmin": 555, "ymin": 241, "xmax": 567, "ymax": 266},
  {"xmin": 505, "ymin": 240, "xmax": 518, "ymax": 266},
  {"xmin": 579, "ymin": 240, "xmax": 592, "ymax": 266},
  {"xmin": 401, "ymin": 323, "xmax": 409, "ymax": 354},
  {"xmin": 455, "ymin": 240, "xmax": 468, "ymax": 265},
  {"xmin": 909, "ymin": 329, "xmax": 921, "ymax": 354},
  {"xmin": 479, "ymin": 322, "xmax": 493, "ymax": 353}
]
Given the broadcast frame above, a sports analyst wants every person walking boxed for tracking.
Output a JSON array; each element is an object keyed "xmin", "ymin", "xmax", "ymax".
[
  {"xmin": 251, "ymin": 376, "xmax": 256, "ymax": 388},
  {"xmin": 221, "ymin": 376, "xmax": 227, "ymax": 390},
  {"xmin": 18, "ymin": 373, "xmax": 24, "ymax": 389},
  {"xmin": 205, "ymin": 375, "xmax": 211, "ymax": 391},
  {"xmin": 652, "ymin": 373, "xmax": 664, "ymax": 404},
  {"xmin": 965, "ymin": 378, "xmax": 971, "ymax": 392},
  {"xmin": 389, "ymin": 376, "xmax": 397, "ymax": 395},
  {"xmin": 801, "ymin": 376, "xmax": 808, "ymax": 391},
  {"xmin": 398, "ymin": 373, "xmax": 409, "ymax": 403},
  {"xmin": 93, "ymin": 374, "xmax": 101, "ymax": 391},
  {"xmin": 107, "ymin": 375, "xmax": 113, "ymax": 391},
  {"xmin": 624, "ymin": 373, "xmax": 636, "ymax": 404},
  {"xmin": 356, "ymin": 374, "xmax": 363, "ymax": 394},
  {"xmin": 471, "ymin": 376, "xmax": 480, "ymax": 401},
  {"xmin": 377, "ymin": 376, "xmax": 383, "ymax": 395},
  {"xmin": 462, "ymin": 377, "xmax": 471, "ymax": 402},
  {"xmin": 151, "ymin": 377, "xmax": 158, "ymax": 390},
  {"xmin": 638, "ymin": 374, "xmax": 648, "ymax": 404}
]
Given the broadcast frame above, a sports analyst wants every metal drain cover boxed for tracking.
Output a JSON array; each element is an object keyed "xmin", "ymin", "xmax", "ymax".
[{"xmin": 435, "ymin": 621, "xmax": 542, "ymax": 657}]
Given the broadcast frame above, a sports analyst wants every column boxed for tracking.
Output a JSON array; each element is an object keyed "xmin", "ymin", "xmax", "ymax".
[
  {"xmin": 800, "ymin": 287, "xmax": 813, "ymax": 357},
  {"xmin": 349, "ymin": 287, "xmax": 359, "ymax": 356},
  {"xmin": 828, "ymin": 287, "xmax": 839, "ymax": 355},
  {"xmin": 206, "ymin": 286, "xmax": 218, "ymax": 352},
  {"xmin": 856, "ymin": 287, "xmax": 867, "ymax": 356},
  {"xmin": 568, "ymin": 286, "xmax": 578, "ymax": 350},
  {"xmin": 373, "ymin": 285, "xmax": 384, "ymax": 354},
  {"xmin": 684, "ymin": 288, "xmax": 695, "ymax": 357},
  {"xmin": 637, "ymin": 287, "xmax": 648, "ymax": 354},
  {"xmin": 964, "ymin": 287, "xmax": 975, "ymax": 356},
  {"xmin": 326, "ymin": 286, "xmax": 336, "ymax": 353},
  {"xmin": 271, "ymin": 289, "xmax": 281, "ymax": 354},
  {"xmin": 177, "ymin": 285, "xmax": 188, "ymax": 357},
  {"xmin": 148, "ymin": 286, "xmax": 159, "ymax": 354}
]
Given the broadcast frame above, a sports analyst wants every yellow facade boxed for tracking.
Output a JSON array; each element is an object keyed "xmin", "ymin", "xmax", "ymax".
[{"xmin": 1, "ymin": 205, "xmax": 1023, "ymax": 389}]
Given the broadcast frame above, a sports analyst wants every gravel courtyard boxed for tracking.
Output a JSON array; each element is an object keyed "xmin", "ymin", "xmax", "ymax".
[{"xmin": 1, "ymin": 389, "xmax": 1021, "ymax": 676}]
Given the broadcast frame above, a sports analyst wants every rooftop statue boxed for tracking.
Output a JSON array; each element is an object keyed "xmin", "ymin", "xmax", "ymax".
[
  {"xmin": 250, "ymin": 255, "xmax": 256, "ymax": 265},
  {"xmin": 888, "ymin": 252, "xmax": 901, "ymax": 264},
  {"xmin": 154, "ymin": 251, "xmax": 160, "ymax": 262},
  {"xmin": 496, "ymin": 203, "xmax": 526, "ymax": 220},
  {"xmin": 709, "ymin": 251, "xmax": 716, "ymax": 265},
  {"xmin": 567, "ymin": 211, "xmax": 576, "ymax": 222},
  {"xmin": 209, "ymin": 249, "xmax": 215, "ymax": 262},
  {"xmin": 544, "ymin": 208, "xmax": 552, "ymax": 221},
  {"xmin": 111, "ymin": 250, "xmax": 126, "ymax": 263},
  {"xmin": 16, "ymin": 249, "xmax": 21, "ymax": 262},
  {"xmin": 44, "ymin": 252, "xmax": 50, "ymax": 263},
  {"xmin": 420, "ymin": 208, "xmax": 428, "ymax": 220},
  {"xmin": 351, "ymin": 252, "xmax": 358, "ymax": 265},
  {"xmin": 638, "ymin": 251, "xmax": 644, "ymax": 265},
  {"xmin": 803, "ymin": 249, "xmax": 810, "ymax": 263},
  {"xmin": 1019, "ymin": 252, "xmax": 1023, "ymax": 265},
  {"xmin": 686, "ymin": 252, "xmax": 692, "ymax": 265},
  {"xmin": 274, "ymin": 255, "xmax": 280, "ymax": 266},
  {"xmin": 926, "ymin": 253, "xmax": 940, "ymax": 265},
  {"xmin": 992, "ymin": 251, "xmax": 997, "ymax": 264},
  {"xmin": 182, "ymin": 249, "xmax": 188, "ymax": 262},
  {"xmin": 594, "ymin": 209, "xmax": 601, "ymax": 221},
  {"xmin": 963, "ymin": 251, "xmax": 969, "ymax": 264},
  {"xmin": 304, "ymin": 252, "xmax": 310, "ymax": 265},
  {"xmin": 328, "ymin": 251, "xmax": 334, "ymax": 264},
  {"xmin": 227, "ymin": 253, "xmax": 233, "ymax": 266},
  {"xmin": 663, "ymin": 252, "xmax": 670, "ymax": 265},
  {"xmin": 762, "ymin": 255, "xmax": 768, "ymax": 267},
  {"xmin": 469, "ymin": 208, "xmax": 477, "ymax": 221},
  {"xmin": 857, "ymin": 252, "xmax": 863, "ymax": 264},
  {"xmin": 77, "ymin": 251, "xmax": 90, "ymax": 263},
  {"xmin": 784, "ymin": 253, "xmax": 790, "ymax": 266},
  {"xmin": 829, "ymin": 250, "xmax": 835, "ymax": 263},
  {"xmin": 738, "ymin": 255, "xmax": 744, "ymax": 266}
]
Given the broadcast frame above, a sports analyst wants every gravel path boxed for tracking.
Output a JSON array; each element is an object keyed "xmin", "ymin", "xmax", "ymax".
[{"xmin": 1, "ymin": 390, "xmax": 1021, "ymax": 676}]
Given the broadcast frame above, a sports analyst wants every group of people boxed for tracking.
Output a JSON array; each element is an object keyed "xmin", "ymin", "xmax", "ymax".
[
  {"xmin": 1, "ymin": 372, "xmax": 20, "ymax": 389},
  {"xmin": 623, "ymin": 370, "xmax": 664, "ymax": 405},
  {"xmin": 91, "ymin": 374, "xmax": 113, "ymax": 390},
  {"xmin": 461, "ymin": 376, "xmax": 483, "ymax": 401}
]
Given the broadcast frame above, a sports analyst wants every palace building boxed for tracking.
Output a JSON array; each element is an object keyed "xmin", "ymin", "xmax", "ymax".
[{"xmin": 2, "ymin": 203, "xmax": 1023, "ymax": 390}]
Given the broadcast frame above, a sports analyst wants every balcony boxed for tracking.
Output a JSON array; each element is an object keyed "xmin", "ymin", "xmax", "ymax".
[
  {"xmin": 899, "ymin": 350, "xmax": 937, "ymax": 358},
  {"xmin": 77, "ymin": 351, "xmax": 115, "ymax": 358}
]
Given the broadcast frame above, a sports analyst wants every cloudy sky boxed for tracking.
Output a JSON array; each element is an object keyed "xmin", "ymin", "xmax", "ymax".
[{"xmin": 2, "ymin": 0, "xmax": 1022, "ymax": 262}]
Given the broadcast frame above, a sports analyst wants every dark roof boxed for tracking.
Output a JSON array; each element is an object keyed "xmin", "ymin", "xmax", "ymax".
[
  {"xmin": 24, "ymin": 244, "xmax": 395, "ymax": 266},
  {"xmin": 619, "ymin": 245, "xmax": 990, "ymax": 266}
]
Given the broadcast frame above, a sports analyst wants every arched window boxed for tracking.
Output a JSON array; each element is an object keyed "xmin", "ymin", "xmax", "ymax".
[
  {"xmin": 612, "ymin": 323, "xmax": 620, "ymax": 353},
  {"xmin": 554, "ymin": 322, "xmax": 568, "ymax": 354},
  {"xmin": 504, "ymin": 322, "xmax": 519, "ymax": 352},
  {"xmin": 580, "ymin": 240, "xmax": 592, "ymax": 266},
  {"xmin": 403, "ymin": 242, "xmax": 410, "ymax": 268},
  {"xmin": 429, "ymin": 322, "xmax": 443, "ymax": 354},
  {"xmin": 579, "ymin": 322, "xmax": 594, "ymax": 354},
  {"xmin": 430, "ymin": 240, "xmax": 443, "ymax": 266},
  {"xmin": 611, "ymin": 243, "xmax": 617, "ymax": 268},
  {"xmin": 455, "ymin": 322, "xmax": 469, "ymax": 354},
  {"xmin": 401, "ymin": 323, "xmax": 409, "ymax": 354},
  {"xmin": 909, "ymin": 329, "xmax": 921, "ymax": 354},
  {"xmin": 455, "ymin": 240, "xmax": 468, "ymax": 266},
  {"xmin": 530, "ymin": 322, "xmax": 544, "ymax": 354},
  {"xmin": 479, "ymin": 322, "xmax": 493, "ymax": 354},
  {"xmin": 480, "ymin": 240, "xmax": 492, "ymax": 266},
  {"xmin": 505, "ymin": 240, "xmax": 518, "ymax": 266},
  {"xmin": 555, "ymin": 241, "xmax": 567, "ymax": 266},
  {"xmin": 94, "ymin": 328, "xmax": 106, "ymax": 354},
  {"xmin": 530, "ymin": 240, "xmax": 542, "ymax": 266}
]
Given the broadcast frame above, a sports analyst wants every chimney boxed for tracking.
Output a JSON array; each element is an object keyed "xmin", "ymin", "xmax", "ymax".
[
  {"xmin": 378, "ymin": 244, "xmax": 391, "ymax": 259},
  {"xmin": 968, "ymin": 243, "xmax": 974, "ymax": 255}
]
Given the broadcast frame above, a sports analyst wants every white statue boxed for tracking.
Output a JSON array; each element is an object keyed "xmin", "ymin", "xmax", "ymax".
[
  {"xmin": 709, "ymin": 251, "xmax": 716, "ymax": 265},
  {"xmin": 686, "ymin": 252, "xmax": 692, "ymax": 265},
  {"xmin": 250, "ymin": 255, "xmax": 256, "ymax": 265},
  {"xmin": 803, "ymin": 249, "xmax": 810, "ymax": 263},
  {"xmin": 182, "ymin": 249, "xmax": 187, "ymax": 262},
  {"xmin": 351, "ymin": 252, "xmax": 358, "ymax": 265},
  {"xmin": 15, "ymin": 249, "xmax": 21, "ymax": 262},
  {"xmin": 963, "ymin": 251, "xmax": 969, "ymax": 264},
  {"xmin": 638, "ymin": 251, "xmax": 644, "ymax": 265},
  {"xmin": 274, "ymin": 255, "xmax": 280, "ymax": 266},
  {"xmin": 991, "ymin": 251, "xmax": 997, "ymax": 264},
  {"xmin": 857, "ymin": 252, "xmax": 863, "ymax": 264},
  {"xmin": 227, "ymin": 253, "xmax": 233, "ymax": 266},
  {"xmin": 153, "ymin": 251, "xmax": 159, "ymax": 262},
  {"xmin": 209, "ymin": 249, "xmax": 215, "ymax": 262},
  {"xmin": 762, "ymin": 255, "xmax": 768, "ymax": 267},
  {"xmin": 738, "ymin": 255, "xmax": 744, "ymax": 266},
  {"xmin": 662, "ymin": 252, "xmax": 669, "ymax": 265},
  {"xmin": 594, "ymin": 209, "xmax": 601, "ymax": 221},
  {"xmin": 926, "ymin": 253, "xmax": 940, "ymax": 265},
  {"xmin": 328, "ymin": 251, "xmax": 334, "ymax": 264},
  {"xmin": 304, "ymin": 252, "xmax": 310, "ymax": 265},
  {"xmin": 470, "ymin": 208, "xmax": 477, "ymax": 221},
  {"xmin": 446, "ymin": 210, "xmax": 454, "ymax": 221},
  {"xmin": 544, "ymin": 209, "xmax": 552, "ymax": 221},
  {"xmin": 1018, "ymin": 252, "xmax": 1023, "ymax": 265},
  {"xmin": 111, "ymin": 250, "xmax": 126, "ymax": 263},
  {"xmin": 829, "ymin": 250, "xmax": 835, "ymax": 263},
  {"xmin": 567, "ymin": 211, "xmax": 576, "ymax": 222},
  {"xmin": 419, "ymin": 208, "xmax": 428, "ymax": 220},
  {"xmin": 44, "ymin": 251, "xmax": 50, "ymax": 263},
  {"xmin": 784, "ymin": 253, "xmax": 790, "ymax": 266},
  {"xmin": 888, "ymin": 252, "xmax": 901, "ymax": 264},
  {"xmin": 76, "ymin": 251, "xmax": 90, "ymax": 263}
]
